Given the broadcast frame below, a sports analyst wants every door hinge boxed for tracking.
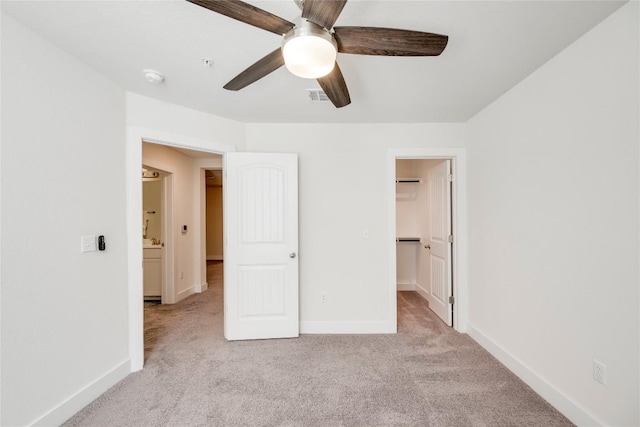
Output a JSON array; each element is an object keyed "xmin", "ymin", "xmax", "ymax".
[
  {"xmin": 448, "ymin": 173, "xmax": 454, "ymax": 182},
  {"xmin": 449, "ymin": 295, "xmax": 455, "ymax": 304},
  {"xmin": 448, "ymin": 235, "xmax": 454, "ymax": 244}
]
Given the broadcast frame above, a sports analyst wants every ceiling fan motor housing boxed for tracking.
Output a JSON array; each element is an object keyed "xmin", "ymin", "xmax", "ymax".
[{"xmin": 282, "ymin": 19, "xmax": 337, "ymax": 79}]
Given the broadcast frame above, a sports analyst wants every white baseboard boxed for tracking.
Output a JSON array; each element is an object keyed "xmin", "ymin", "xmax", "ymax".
[
  {"xmin": 415, "ymin": 283, "xmax": 429, "ymax": 300},
  {"xmin": 30, "ymin": 359, "xmax": 130, "ymax": 427},
  {"xmin": 176, "ymin": 286, "xmax": 196, "ymax": 302},
  {"xmin": 300, "ymin": 320, "xmax": 394, "ymax": 334},
  {"xmin": 206, "ymin": 255, "xmax": 223, "ymax": 261},
  {"xmin": 397, "ymin": 282, "xmax": 416, "ymax": 291},
  {"xmin": 469, "ymin": 326, "xmax": 603, "ymax": 427},
  {"xmin": 177, "ymin": 283, "xmax": 209, "ymax": 301}
]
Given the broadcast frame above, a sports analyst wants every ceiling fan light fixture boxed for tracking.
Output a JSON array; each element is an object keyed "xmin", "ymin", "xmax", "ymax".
[{"xmin": 282, "ymin": 22, "xmax": 337, "ymax": 79}]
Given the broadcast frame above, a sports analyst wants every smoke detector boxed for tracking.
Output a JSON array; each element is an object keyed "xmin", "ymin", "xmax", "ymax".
[{"xmin": 142, "ymin": 69, "xmax": 165, "ymax": 84}]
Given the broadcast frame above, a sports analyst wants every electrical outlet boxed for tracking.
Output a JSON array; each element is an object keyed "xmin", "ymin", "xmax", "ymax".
[
  {"xmin": 593, "ymin": 359, "xmax": 606, "ymax": 385},
  {"xmin": 180, "ymin": 272, "xmax": 184, "ymax": 279},
  {"xmin": 320, "ymin": 292, "xmax": 327, "ymax": 303}
]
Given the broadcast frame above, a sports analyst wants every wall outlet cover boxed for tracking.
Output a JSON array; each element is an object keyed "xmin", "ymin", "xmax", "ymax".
[
  {"xmin": 593, "ymin": 359, "xmax": 606, "ymax": 385},
  {"xmin": 81, "ymin": 235, "xmax": 97, "ymax": 253}
]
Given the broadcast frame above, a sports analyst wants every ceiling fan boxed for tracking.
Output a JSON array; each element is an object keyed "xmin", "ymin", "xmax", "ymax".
[{"xmin": 187, "ymin": 0, "xmax": 448, "ymax": 108}]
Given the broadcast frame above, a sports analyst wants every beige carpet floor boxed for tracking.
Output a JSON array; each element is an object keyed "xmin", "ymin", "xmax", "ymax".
[{"xmin": 64, "ymin": 261, "xmax": 573, "ymax": 426}]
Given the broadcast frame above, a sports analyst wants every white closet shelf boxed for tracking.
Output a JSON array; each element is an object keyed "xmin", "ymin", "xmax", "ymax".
[{"xmin": 396, "ymin": 178, "xmax": 422, "ymax": 183}]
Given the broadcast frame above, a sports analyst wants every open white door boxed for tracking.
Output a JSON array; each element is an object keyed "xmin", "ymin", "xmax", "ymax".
[
  {"xmin": 224, "ymin": 152, "xmax": 299, "ymax": 341},
  {"xmin": 426, "ymin": 160, "xmax": 453, "ymax": 326}
]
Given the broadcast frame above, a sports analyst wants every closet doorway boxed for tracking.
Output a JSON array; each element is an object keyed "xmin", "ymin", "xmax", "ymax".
[{"xmin": 396, "ymin": 158, "xmax": 454, "ymax": 327}]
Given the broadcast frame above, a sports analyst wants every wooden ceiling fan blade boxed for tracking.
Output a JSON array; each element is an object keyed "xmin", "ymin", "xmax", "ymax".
[
  {"xmin": 302, "ymin": 0, "xmax": 347, "ymax": 30},
  {"xmin": 317, "ymin": 62, "xmax": 351, "ymax": 108},
  {"xmin": 187, "ymin": 0, "xmax": 294, "ymax": 35},
  {"xmin": 224, "ymin": 48, "xmax": 284, "ymax": 91},
  {"xmin": 333, "ymin": 26, "xmax": 448, "ymax": 56}
]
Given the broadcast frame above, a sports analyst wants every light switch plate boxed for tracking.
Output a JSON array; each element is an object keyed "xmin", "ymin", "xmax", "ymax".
[{"xmin": 81, "ymin": 235, "xmax": 97, "ymax": 253}]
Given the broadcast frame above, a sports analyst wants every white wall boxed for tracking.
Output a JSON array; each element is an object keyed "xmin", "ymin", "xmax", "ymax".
[
  {"xmin": 244, "ymin": 124, "xmax": 467, "ymax": 331},
  {"xmin": 127, "ymin": 93, "xmax": 245, "ymax": 150},
  {"xmin": 1, "ymin": 15, "xmax": 129, "ymax": 426},
  {"xmin": 466, "ymin": 3, "xmax": 639, "ymax": 426}
]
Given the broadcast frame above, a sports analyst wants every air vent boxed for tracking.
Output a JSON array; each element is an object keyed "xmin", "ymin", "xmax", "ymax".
[{"xmin": 307, "ymin": 89, "xmax": 330, "ymax": 102}]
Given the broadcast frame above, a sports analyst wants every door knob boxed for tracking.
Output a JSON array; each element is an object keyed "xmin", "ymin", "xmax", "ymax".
[
  {"xmin": 424, "ymin": 244, "xmax": 431, "ymax": 249},
  {"xmin": 290, "ymin": 252, "xmax": 297, "ymax": 259}
]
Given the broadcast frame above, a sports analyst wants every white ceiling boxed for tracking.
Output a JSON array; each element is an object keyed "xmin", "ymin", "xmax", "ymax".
[{"xmin": 2, "ymin": 0, "xmax": 626, "ymax": 123}]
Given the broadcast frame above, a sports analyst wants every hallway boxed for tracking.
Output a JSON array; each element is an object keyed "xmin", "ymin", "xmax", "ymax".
[{"xmin": 143, "ymin": 261, "xmax": 225, "ymax": 363}]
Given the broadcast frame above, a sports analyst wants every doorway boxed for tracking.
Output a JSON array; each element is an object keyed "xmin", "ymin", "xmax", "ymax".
[
  {"xmin": 127, "ymin": 128, "xmax": 235, "ymax": 371},
  {"xmin": 396, "ymin": 159, "xmax": 453, "ymax": 326},
  {"xmin": 387, "ymin": 148, "xmax": 469, "ymax": 334},
  {"xmin": 205, "ymin": 170, "xmax": 224, "ymax": 263},
  {"xmin": 141, "ymin": 142, "xmax": 224, "ymax": 302},
  {"xmin": 140, "ymin": 142, "xmax": 224, "ymax": 365}
]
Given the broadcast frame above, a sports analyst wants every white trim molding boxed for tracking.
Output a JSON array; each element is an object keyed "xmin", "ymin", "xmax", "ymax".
[
  {"xmin": 300, "ymin": 321, "xmax": 394, "ymax": 334},
  {"xmin": 176, "ymin": 286, "xmax": 197, "ymax": 301},
  {"xmin": 176, "ymin": 283, "xmax": 209, "ymax": 299},
  {"xmin": 469, "ymin": 327, "xmax": 603, "ymax": 426},
  {"xmin": 415, "ymin": 283, "xmax": 429, "ymax": 301},
  {"xmin": 29, "ymin": 360, "xmax": 130, "ymax": 427},
  {"xmin": 396, "ymin": 283, "xmax": 416, "ymax": 291}
]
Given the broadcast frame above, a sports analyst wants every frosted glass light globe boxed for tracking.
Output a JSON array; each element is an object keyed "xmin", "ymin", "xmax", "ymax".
[
  {"xmin": 282, "ymin": 22, "xmax": 337, "ymax": 79},
  {"xmin": 283, "ymin": 35, "xmax": 337, "ymax": 79}
]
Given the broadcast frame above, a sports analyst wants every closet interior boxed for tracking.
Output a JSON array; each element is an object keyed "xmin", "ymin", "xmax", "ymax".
[
  {"xmin": 396, "ymin": 159, "xmax": 449, "ymax": 296},
  {"xmin": 397, "ymin": 159, "xmax": 425, "ymax": 294},
  {"xmin": 396, "ymin": 157, "xmax": 455, "ymax": 326}
]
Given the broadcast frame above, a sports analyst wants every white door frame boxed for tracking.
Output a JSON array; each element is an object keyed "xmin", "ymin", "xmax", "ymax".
[
  {"xmin": 126, "ymin": 126, "xmax": 235, "ymax": 371},
  {"xmin": 387, "ymin": 148, "xmax": 469, "ymax": 333},
  {"xmin": 160, "ymin": 172, "xmax": 174, "ymax": 304}
]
